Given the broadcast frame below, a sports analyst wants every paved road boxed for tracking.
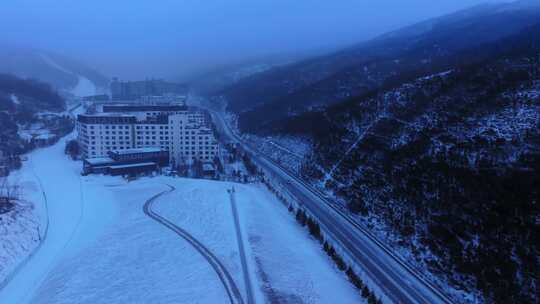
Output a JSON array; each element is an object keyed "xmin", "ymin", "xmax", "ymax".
[
  {"xmin": 207, "ymin": 108, "xmax": 454, "ymax": 304},
  {"xmin": 228, "ymin": 188, "xmax": 256, "ymax": 304},
  {"xmin": 143, "ymin": 184, "xmax": 244, "ymax": 304}
]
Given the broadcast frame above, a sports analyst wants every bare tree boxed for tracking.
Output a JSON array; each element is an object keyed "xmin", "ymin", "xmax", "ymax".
[{"xmin": 0, "ymin": 177, "xmax": 20, "ymax": 202}]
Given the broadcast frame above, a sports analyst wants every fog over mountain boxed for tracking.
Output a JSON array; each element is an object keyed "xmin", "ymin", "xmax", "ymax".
[{"xmin": 0, "ymin": 0, "xmax": 498, "ymax": 81}]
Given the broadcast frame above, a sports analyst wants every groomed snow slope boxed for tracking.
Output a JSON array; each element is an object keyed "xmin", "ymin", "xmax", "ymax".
[
  {"xmin": 39, "ymin": 54, "xmax": 99, "ymax": 97},
  {"xmin": 70, "ymin": 76, "xmax": 97, "ymax": 97},
  {"xmin": 152, "ymin": 179, "xmax": 363, "ymax": 304},
  {"xmin": 0, "ymin": 135, "xmax": 117, "ymax": 304},
  {"xmin": 31, "ymin": 180, "xmax": 231, "ymax": 304}
]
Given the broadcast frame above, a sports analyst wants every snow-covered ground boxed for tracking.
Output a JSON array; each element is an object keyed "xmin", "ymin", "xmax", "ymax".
[
  {"xmin": 0, "ymin": 199, "xmax": 40, "ymax": 287},
  {"xmin": 153, "ymin": 179, "xmax": 362, "ymax": 303},
  {"xmin": 0, "ymin": 134, "xmax": 117, "ymax": 304},
  {"xmin": 39, "ymin": 53, "xmax": 99, "ymax": 97},
  {"xmin": 0, "ymin": 133, "xmax": 361, "ymax": 303},
  {"xmin": 70, "ymin": 76, "xmax": 97, "ymax": 97},
  {"xmin": 10, "ymin": 94, "xmax": 21, "ymax": 105},
  {"xmin": 235, "ymin": 184, "xmax": 363, "ymax": 303}
]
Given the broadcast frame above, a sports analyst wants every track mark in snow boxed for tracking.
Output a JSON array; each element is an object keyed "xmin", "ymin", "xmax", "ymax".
[
  {"xmin": 229, "ymin": 188, "xmax": 256, "ymax": 304},
  {"xmin": 143, "ymin": 185, "xmax": 244, "ymax": 304}
]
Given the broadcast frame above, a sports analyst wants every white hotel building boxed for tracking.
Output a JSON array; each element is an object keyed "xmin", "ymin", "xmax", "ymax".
[{"xmin": 77, "ymin": 104, "xmax": 219, "ymax": 165}]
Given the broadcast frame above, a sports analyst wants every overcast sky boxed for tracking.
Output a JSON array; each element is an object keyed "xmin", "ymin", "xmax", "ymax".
[{"xmin": 1, "ymin": 0, "xmax": 500, "ymax": 80}]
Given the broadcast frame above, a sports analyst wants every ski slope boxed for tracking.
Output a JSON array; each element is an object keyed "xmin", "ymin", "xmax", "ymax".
[
  {"xmin": 70, "ymin": 76, "xmax": 97, "ymax": 97},
  {"xmin": 39, "ymin": 53, "xmax": 99, "ymax": 97},
  {"xmin": 0, "ymin": 135, "xmax": 117, "ymax": 304}
]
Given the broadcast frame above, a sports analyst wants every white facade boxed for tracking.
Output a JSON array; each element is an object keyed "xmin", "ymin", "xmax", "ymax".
[
  {"xmin": 168, "ymin": 114, "xmax": 218, "ymax": 166},
  {"xmin": 77, "ymin": 107, "xmax": 218, "ymax": 164}
]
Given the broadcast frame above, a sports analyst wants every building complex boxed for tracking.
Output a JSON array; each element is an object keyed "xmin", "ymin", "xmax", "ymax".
[
  {"xmin": 110, "ymin": 78, "xmax": 188, "ymax": 100},
  {"xmin": 77, "ymin": 103, "xmax": 219, "ymax": 174}
]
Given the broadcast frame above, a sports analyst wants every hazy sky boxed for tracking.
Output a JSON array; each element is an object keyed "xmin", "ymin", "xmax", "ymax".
[{"xmin": 1, "ymin": 0, "xmax": 499, "ymax": 80}]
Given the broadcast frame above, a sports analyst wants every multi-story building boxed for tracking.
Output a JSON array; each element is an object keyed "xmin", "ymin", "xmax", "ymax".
[
  {"xmin": 77, "ymin": 105, "xmax": 219, "ymax": 165},
  {"xmin": 110, "ymin": 78, "xmax": 188, "ymax": 101}
]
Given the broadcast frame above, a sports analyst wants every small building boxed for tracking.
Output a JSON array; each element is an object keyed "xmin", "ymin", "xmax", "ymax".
[
  {"xmin": 108, "ymin": 162, "xmax": 158, "ymax": 176},
  {"xmin": 83, "ymin": 157, "xmax": 116, "ymax": 175},
  {"xmin": 82, "ymin": 94, "xmax": 110, "ymax": 102},
  {"xmin": 108, "ymin": 148, "xmax": 168, "ymax": 166},
  {"xmin": 32, "ymin": 133, "xmax": 57, "ymax": 147},
  {"xmin": 82, "ymin": 148, "xmax": 168, "ymax": 176},
  {"xmin": 202, "ymin": 163, "xmax": 216, "ymax": 177}
]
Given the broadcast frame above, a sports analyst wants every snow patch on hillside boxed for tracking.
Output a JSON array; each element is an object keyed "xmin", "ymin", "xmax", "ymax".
[
  {"xmin": 9, "ymin": 94, "xmax": 20, "ymax": 105},
  {"xmin": 39, "ymin": 54, "xmax": 98, "ymax": 97},
  {"xmin": 70, "ymin": 76, "xmax": 97, "ymax": 97},
  {"xmin": 38, "ymin": 54, "xmax": 72, "ymax": 75},
  {"xmin": 0, "ymin": 199, "xmax": 40, "ymax": 286}
]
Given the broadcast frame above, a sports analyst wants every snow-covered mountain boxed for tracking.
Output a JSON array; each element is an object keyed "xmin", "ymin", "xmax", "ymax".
[
  {"xmin": 217, "ymin": 0, "xmax": 540, "ymax": 134},
  {"xmin": 0, "ymin": 46, "xmax": 109, "ymax": 96},
  {"xmin": 0, "ymin": 74, "xmax": 73, "ymax": 159},
  {"xmin": 209, "ymin": 1, "xmax": 540, "ymax": 303}
]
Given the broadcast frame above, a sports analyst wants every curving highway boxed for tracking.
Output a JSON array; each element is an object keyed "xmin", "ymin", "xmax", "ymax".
[{"xmin": 206, "ymin": 106, "xmax": 454, "ymax": 304}]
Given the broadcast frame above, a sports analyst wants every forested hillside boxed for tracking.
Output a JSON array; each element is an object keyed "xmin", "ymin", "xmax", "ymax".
[
  {"xmin": 257, "ymin": 30, "xmax": 540, "ymax": 303},
  {"xmin": 0, "ymin": 47, "xmax": 109, "ymax": 92},
  {"xmin": 0, "ymin": 74, "xmax": 71, "ymax": 160},
  {"xmin": 212, "ymin": 2, "xmax": 540, "ymax": 303},
  {"xmin": 218, "ymin": 0, "xmax": 540, "ymax": 134}
]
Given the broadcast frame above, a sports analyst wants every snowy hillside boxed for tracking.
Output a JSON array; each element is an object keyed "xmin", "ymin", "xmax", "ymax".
[
  {"xmin": 213, "ymin": 18, "xmax": 540, "ymax": 303},
  {"xmin": 0, "ymin": 198, "xmax": 40, "ymax": 287},
  {"xmin": 0, "ymin": 47, "xmax": 109, "ymax": 93},
  {"xmin": 218, "ymin": 2, "xmax": 540, "ymax": 134},
  {"xmin": 271, "ymin": 53, "xmax": 540, "ymax": 303},
  {"xmin": 39, "ymin": 54, "xmax": 100, "ymax": 97},
  {"xmin": 0, "ymin": 74, "xmax": 73, "ymax": 162},
  {"xmin": 0, "ymin": 133, "xmax": 362, "ymax": 303}
]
